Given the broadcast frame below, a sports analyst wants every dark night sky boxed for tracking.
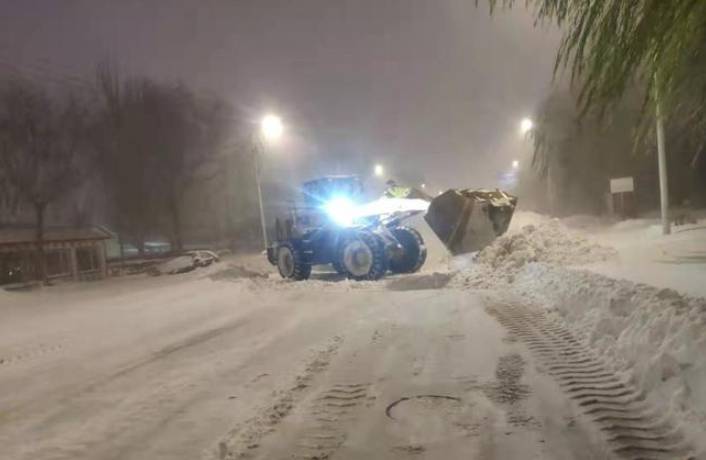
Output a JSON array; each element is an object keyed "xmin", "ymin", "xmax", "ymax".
[{"xmin": 0, "ymin": 0, "xmax": 560, "ymax": 192}]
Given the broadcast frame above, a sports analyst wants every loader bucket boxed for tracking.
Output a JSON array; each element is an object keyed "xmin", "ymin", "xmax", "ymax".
[{"xmin": 424, "ymin": 189, "xmax": 517, "ymax": 255}]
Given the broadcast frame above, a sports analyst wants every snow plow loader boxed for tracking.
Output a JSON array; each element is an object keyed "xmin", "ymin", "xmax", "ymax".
[
  {"xmin": 266, "ymin": 176, "xmax": 517, "ymax": 280},
  {"xmin": 267, "ymin": 176, "xmax": 428, "ymax": 281}
]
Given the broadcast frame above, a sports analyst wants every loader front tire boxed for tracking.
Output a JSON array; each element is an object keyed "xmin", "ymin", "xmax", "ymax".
[
  {"xmin": 277, "ymin": 243, "xmax": 311, "ymax": 281},
  {"xmin": 339, "ymin": 231, "xmax": 387, "ymax": 281},
  {"xmin": 389, "ymin": 226, "xmax": 427, "ymax": 274}
]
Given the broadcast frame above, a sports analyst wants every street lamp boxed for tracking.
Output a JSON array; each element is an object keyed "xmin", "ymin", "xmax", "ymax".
[
  {"xmin": 254, "ymin": 114, "xmax": 284, "ymax": 250},
  {"xmin": 374, "ymin": 164, "xmax": 384, "ymax": 177},
  {"xmin": 512, "ymin": 160, "xmax": 519, "ymax": 169},
  {"xmin": 261, "ymin": 114, "xmax": 283, "ymax": 142},
  {"xmin": 520, "ymin": 117, "xmax": 534, "ymax": 135}
]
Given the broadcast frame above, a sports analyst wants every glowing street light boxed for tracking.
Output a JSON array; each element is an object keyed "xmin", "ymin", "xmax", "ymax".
[
  {"xmin": 261, "ymin": 114, "xmax": 283, "ymax": 143},
  {"xmin": 512, "ymin": 160, "xmax": 519, "ymax": 169},
  {"xmin": 421, "ymin": 183, "xmax": 426, "ymax": 189},
  {"xmin": 520, "ymin": 117, "xmax": 534, "ymax": 135},
  {"xmin": 374, "ymin": 164, "xmax": 384, "ymax": 177}
]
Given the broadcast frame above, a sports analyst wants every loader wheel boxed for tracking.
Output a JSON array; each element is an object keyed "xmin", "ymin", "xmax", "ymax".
[
  {"xmin": 277, "ymin": 243, "xmax": 311, "ymax": 280},
  {"xmin": 339, "ymin": 231, "xmax": 387, "ymax": 281},
  {"xmin": 388, "ymin": 226, "xmax": 427, "ymax": 274}
]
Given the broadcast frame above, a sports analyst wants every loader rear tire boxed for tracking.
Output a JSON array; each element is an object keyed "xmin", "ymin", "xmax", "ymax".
[
  {"xmin": 389, "ymin": 226, "xmax": 427, "ymax": 274},
  {"xmin": 277, "ymin": 243, "xmax": 311, "ymax": 281},
  {"xmin": 339, "ymin": 231, "xmax": 387, "ymax": 281}
]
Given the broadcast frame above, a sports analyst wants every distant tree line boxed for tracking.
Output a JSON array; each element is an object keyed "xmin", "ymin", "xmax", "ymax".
[
  {"xmin": 490, "ymin": 0, "xmax": 706, "ymax": 215},
  {"xmin": 519, "ymin": 84, "xmax": 706, "ymax": 216},
  {"xmin": 0, "ymin": 65, "xmax": 253, "ymax": 282}
]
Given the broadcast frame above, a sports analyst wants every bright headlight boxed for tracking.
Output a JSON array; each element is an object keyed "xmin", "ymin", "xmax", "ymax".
[{"xmin": 323, "ymin": 197, "xmax": 356, "ymax": 227}]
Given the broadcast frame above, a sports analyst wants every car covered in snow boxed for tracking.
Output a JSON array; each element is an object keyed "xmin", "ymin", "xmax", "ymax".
[
  {"xmin": 186, "ymin": 250, "xmax": 220, "ymax": 267},
  {"xmin": 153, "ymin": 250, "xmax": 220, "ymax": 275}
]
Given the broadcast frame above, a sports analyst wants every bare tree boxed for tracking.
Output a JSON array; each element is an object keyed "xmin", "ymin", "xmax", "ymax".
[
  {"xmin": 95, "ymin": 67, "xmax": 161, "ymax": 255},
  {"xmin": 95, "ymin": 66, "xmax": 232, "ymax": 253},
  {"xmin": 148, "ymin": 85, "xmax": 232, "ymax": 250},
  {"xmin": 0, "ymin": 79, "xmax": 88, "ymax": 282}
]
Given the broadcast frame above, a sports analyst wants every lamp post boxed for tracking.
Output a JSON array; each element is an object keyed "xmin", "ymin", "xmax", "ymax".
[
  {"xmin": 654, "ymin": 77, "xmax": 671, "ymax": 235},
  {"xmin": 254, "ymin": 114, "xmax": 283, "ymax": 249}
]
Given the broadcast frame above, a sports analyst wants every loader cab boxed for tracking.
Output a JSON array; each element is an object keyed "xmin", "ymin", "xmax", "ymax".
[
  {"xmin": 301, "ymin": 175, "xmax": 363, "ymax": 208},
  {"xmin": 296, "ymin": 175, "xmax": 364, "ymax": 228},
  {"xmin": 273, "ymin": 175, "xmax": 364, "ymax": 244}
]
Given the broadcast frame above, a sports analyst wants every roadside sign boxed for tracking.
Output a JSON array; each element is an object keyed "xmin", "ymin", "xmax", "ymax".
[{"xmin": 610, "ymin": 177, "xmax": 634, "ymax": 194}]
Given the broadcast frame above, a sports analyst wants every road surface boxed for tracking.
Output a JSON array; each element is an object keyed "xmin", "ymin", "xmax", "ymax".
[{"xmin": 0, "ymin": 264, "xmax": 664, "ymax": 459}]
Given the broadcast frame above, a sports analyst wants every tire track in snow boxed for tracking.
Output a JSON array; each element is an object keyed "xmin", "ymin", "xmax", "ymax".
[
  {"xmin": 287, "ymin": 382, "xmax": 372, "ymax": 459},
  {"xmin": 0, "ymin": 317, "xmax": 252, "ymax": 423},
  {"xmin": 0, "ymin": 342, "xmax": 67, "ymax": 367},
  {"xmin": 216, "ymin": 336, "xmax": 344, "ymax": 459},
  {"xmin": 486, "ymin": 302, "xmax": 696, "ymax": 460}
]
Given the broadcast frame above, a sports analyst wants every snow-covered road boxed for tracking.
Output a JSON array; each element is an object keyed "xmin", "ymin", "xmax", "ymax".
[{"xmin": 0, "ymin": 266, "xmax": 616, "ymax": 460}]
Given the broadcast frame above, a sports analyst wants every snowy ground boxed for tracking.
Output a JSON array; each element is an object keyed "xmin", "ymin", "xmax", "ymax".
[
  {"xmin": 1, "ymin": 212, "xmax": 705, "ymax": 459},
  {"xmin": 0, "ymin": 265, "xmax": 611, "ymax": 459},
  {"xmin": 587, "ymin": 217, "xmax": 706, "ymax": 299}
]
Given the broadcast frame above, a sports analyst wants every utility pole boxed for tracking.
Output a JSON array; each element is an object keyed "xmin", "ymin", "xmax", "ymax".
[
  {"xmin": 546, "ymin": 162, "xmax": 555, "ymax": 216},
  {"xmin": 223, "ymin": 149, "xmax": 236, "ymax": 250},
  {"xmin": 654, "ymin": 77, "xmax": 671, "ymax": 235}
]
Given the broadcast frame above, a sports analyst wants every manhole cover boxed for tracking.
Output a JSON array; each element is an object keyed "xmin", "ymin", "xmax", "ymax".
[
  {"xmin": 386, "ymin": 395, "xmax": 462, "ymax": 420},
  {"xmin": 385, "ymin": 395, "xmax": 482, "ymax": 444}
]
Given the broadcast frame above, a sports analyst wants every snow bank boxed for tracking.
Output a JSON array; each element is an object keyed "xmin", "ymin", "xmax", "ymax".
[
  {"xmin": 512, "ymin": 265, "xmax": 706, "ymax": 450},
  {"xmin": 452, "ymin": 217, "xmax": 706, "ymax": 451},
  {"xmin": 506, "ymin": 210, "xmax": 549, "ymax": 231}
]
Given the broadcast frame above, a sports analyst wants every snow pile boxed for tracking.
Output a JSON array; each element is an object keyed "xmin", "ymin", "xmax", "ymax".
[
  {"xmin": 152, "ymin": 255, "xmax": 195, "ymax": 275},
  {"xmin": 475, "ymin": 220, "xmax": 617, "ymax": 271},
  {"xmin": 208, "ymin": 263, "xmax": 269, "ymax": 281},
  {"xmin": 506, "ymin": 210, "xmax": 550, "ymax": 230},
  {"xmin": 512, "ymin": 265, "xmax": 706, "ymax": 447}
]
